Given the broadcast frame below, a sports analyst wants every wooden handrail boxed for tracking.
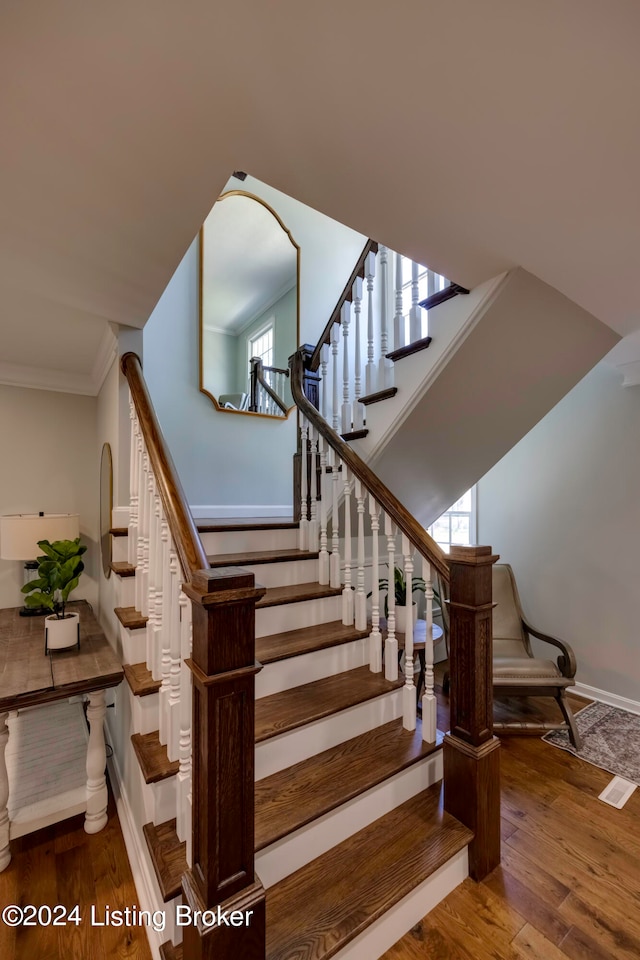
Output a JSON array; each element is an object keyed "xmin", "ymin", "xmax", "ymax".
[
  {"xmin": 308, "ymin": 239, "xmax": 379, "ymax": 372},
  {"xmin": 290, "ymin": 348, "xmax": 449, "ymax": 581},
  {"xmin": 250, "ymin": 357, "xmax": 288, "ymax": 414},
  {"xmin": 121, "ymin": 352, "xmax": 209, "ymax": 578}
]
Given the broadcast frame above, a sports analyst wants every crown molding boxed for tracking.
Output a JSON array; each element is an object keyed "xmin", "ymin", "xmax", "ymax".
[
  {"xmin": 91, "ymin": 325, "xmax": 118, "ymax": 392},
  {"xmin": 0, "ymin": 360, "xmax": 96, "ymax": 396}
]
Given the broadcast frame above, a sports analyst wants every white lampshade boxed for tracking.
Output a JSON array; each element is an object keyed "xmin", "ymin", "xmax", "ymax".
[{"xmin": 0, "ymin": 514, "xmax": 80, "ymax": 560}]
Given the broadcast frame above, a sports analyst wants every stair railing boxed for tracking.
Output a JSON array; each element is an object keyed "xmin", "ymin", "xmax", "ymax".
[
  {"xmin": 291, "ymin": 344, "xmax": 501, "ymax": 882},
  {"xmin": 307, "ymin": 240, "xmax": 466, "ymax": 439},
  {"xmin": 249, "ymin": 356, "xmax": 289, "ymax": 415},
  {"xmin": 121, "ymin": 352, "xmax": 267, "ymax": 960}
]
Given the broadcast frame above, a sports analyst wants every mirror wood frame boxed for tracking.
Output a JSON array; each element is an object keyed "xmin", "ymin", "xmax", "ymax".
[
  {"xmin": 198, "ymin": 190, "xmax": 300, "ymax": 419},
  {"xmin": 100, "ymin": 442, "xmax": 113, "ymax": 579}
]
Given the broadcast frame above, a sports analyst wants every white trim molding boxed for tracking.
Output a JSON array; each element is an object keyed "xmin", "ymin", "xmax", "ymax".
[
  {"xmin": 573, "ymin": 681, "xmax": 640, "ymax": 716},
  {"xmin": 189, "ymin": 504, "xmax": 293, "ymax": 519}
]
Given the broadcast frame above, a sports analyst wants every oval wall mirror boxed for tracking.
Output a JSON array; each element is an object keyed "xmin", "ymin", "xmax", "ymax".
[
  {"xmin": 199, "ymin": 191, "xmax": 299, "ymax": 418},
  {"xmin": 100, "ymin": 442, "xmax": 113, "ymax": 578}
]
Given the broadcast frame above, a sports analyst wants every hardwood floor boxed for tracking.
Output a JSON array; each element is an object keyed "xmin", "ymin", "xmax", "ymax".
[
  {"xmin": 382, "ymin": 668, "xmax": 640, "ymax": 960},
  {"xmin": 0, "ymin": 787, "xmax": 151, "ymax": 960}
]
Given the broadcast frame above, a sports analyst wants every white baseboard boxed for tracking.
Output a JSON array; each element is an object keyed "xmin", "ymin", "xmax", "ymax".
[
  {"xmin": 105, "ymin": 730, "xmax": 163, "ymax": 960},
  {"xmin": 573, "ymin": 681, "xmax": 640, "ymax": 716},
  {"xmin": 189, "ymin": 504, "xmax": 292, "ymax": 519}
]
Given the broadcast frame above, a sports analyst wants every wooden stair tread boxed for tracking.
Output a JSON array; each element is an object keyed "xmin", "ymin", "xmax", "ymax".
[
  {"xmin": 110, "ymin": 560, "xmax": 135, "ymax": 577},
  {"xmin": 358, "ymin": 386, "xmax": 398, "ymax": 405},
  {"xmin": 256, "ymin": 620, "xmax": 370, "ymax": 664},
  {"xmin": 143, "ymin": 819, "xmax": 187, "ymax": 902},
  {"xmin": 109, "ymin": 526, "xmax": 128, "ymax": 537},
  {"xmin": 255, "ymin": 665, "xmax": 403, "ymax": 743},
  {"xmin": 386, "ymin": 335, "xmax": 432, "ymax": 362},
  {"xmin": 131, "ymin": 731, "xmax": 179, "ymax": 783},
  {"xmin": 256, "ymin": 582, "xmax": 341, "ymax": 608},
  {"xmin": 123, "ymin": 662, "xmax": 161, "ymax": 697},
  {"xmin": 196, "ymin": 518, "xmax": 298, "ymax": 532},
  {"xmin": 207, "ymin": 547, "xmax": 319, "ymax": 567},
  {"xmin": 341, "ymin": 428, "xmax": 369, "ymax": 441},
  {"xmin": 266, "ymin": 784, "xmax": 472, "ymax": 960},
  {"xmin": 114, "ymin": 606, "xmax": 147, "ymax": 630},
  {"xmin": 160, "ymin": 941, "xmax": 182, "ymax": 960},
  {"xmin": 255, "ymin": 717, "xmax": 442, "ymax": 850}
]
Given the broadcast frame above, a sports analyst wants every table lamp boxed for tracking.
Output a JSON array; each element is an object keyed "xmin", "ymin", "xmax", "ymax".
[{"xmin": 0, "ymin": 512, "xmax": 80, "ymax": 615}]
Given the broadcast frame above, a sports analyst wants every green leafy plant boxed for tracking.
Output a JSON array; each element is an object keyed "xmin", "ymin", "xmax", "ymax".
[
  {"xmin": 369, "ymin": 565, "xmax": 426, "ymax": 616},
  {"xmin": 21, "ymin": 538, "xmax": 86, "ymax": 618}
]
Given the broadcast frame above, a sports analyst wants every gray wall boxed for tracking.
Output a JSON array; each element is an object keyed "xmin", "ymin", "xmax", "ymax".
[{"xmin": 478, "ymin": 360, "xmax": 640, "ymax": 702}]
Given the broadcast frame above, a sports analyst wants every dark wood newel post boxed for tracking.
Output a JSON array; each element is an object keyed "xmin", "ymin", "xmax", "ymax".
[
  {"xmin": 444, "ymin": 544, "xmax": 501, "ymax": 881},
  {"xmin": 291, "ymin": 345, "xmax": 321, "ymax": 522},
  {"xmin": 181, "ymin": 567, "xmax": 267, "ymax": 960}
]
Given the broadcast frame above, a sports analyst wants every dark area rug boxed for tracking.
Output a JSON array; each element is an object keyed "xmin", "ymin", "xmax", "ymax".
[{"xmin": 543, "ymin": 701, "xmax": 640, "ymax": 784}]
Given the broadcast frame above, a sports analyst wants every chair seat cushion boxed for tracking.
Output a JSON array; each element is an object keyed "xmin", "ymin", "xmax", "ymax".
[{"xmin": 493, "ymin": 656, "xmax": 571, "ymax": 686}]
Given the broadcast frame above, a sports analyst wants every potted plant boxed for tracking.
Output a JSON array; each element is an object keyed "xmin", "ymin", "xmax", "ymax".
[
  {"xmin": 374, "ymin": 565, "xmax": 426, "ymax": 637},
  {"xmin": 22, "ymin": 537, "xmax": 87, "ymax": 652}
]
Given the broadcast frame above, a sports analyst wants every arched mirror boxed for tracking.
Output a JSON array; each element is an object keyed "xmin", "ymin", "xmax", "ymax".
[
  {"xmin": 100, "ymin": 442, "xmax": 113, "ymax": 578},
  {"xmin": 199, "ymin": 190, "xmax": 300, "ymax": 418}
]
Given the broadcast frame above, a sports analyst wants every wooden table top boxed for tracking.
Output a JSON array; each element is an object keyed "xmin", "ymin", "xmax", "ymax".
[{"xmin": 0, "ymin": 600, "xmax": 123, "ymax": 713}]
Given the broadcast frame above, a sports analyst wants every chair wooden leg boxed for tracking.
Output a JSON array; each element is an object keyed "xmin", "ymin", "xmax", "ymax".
[{"xmin": 556, "ymin": 691, "xmax": 581, "ymax": 750}]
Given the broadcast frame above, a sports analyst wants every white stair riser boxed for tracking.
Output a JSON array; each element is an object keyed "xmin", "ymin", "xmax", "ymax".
[
  {"xmin": 256, "ymin": 751, "xmax": 443, "ymax": 888},
  {"xmin": 120, "ymin": 625, "xmax": 146, "ymax": 665},
  {"xmin": 255, "ymin": 690, "xmax": 402, "ymax": 780},
  {"xmin": 333, "ymin": 849, "xmax": 468, "ymax": 960},
  {"xmin": 138, "ymin": 767, "xmax": 176, "ymax": 827},
  {"xmin": 115, "ymin": 575, "xmax": 135, "ymax": 607},
  {"xmin": 200, "ymin": 527, "xmax": 298, "ymax": 554},
  {"xmin": 256, "ymin": 637, "xmax": 368, "ymax": 697},
  {"xmin": 256, "ymin": 595, "xmax": 342, "ymax": 637},
  {"xmin": 238, "ymin": 558, "xmax": 319, "ymax": 588},
  {"xmin": 111, "ymin": 537, "xmax": 129, "ymax": 563},
  {"xmin": 129, "ymin": 689, "xmax": 159, "ymax": 736}
]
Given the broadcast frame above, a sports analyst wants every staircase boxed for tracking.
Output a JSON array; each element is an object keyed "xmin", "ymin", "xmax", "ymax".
[{"xmin": 110, "ymin": 517, "xmax": 472, "ymax": 960}]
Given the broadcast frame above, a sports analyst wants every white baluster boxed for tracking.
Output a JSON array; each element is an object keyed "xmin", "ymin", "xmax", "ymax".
[
  {"xmin": 158, "ymin": 522, "xmax": 172, "ymax": 742},
  {"xmin": 422, "ymin": 562, "xmax": 437, "ymax": 743},
  {"xmin": 143, "ymin": 469, "xmax": 155, "ymax": 623},
  {"xmin": 150, "ymin": 492, "xmax": 164, "ymax": 681},
  {"xmin": 354, "ymin": 477, "xmax": 367, "ymax": 631},
  {"xmin": 135, "ymin": 442, "xmax": 145, "ymax": 613},
  {"xmin": 352, "ymin": 277, "xmax": 363, "ymax": 430},
  {"xmin": 369, "ymin": 496, "xmax": 382, "ymax": 673},
  {"xmin": 384, "ymin": 515, "xmax": 398, "ymax": 681},
  {"xmin": 401, "ymin": 535, "xmax": 416, "ymax": 731},
  {"xmin": 177, "ymin": 593, "xmax": 193, "ymax": 864},
  {"xmin": 342, "ymin": 467, "xmax": 354, "ymax": 625},
  {"xmin": 341, "ymin": 301, "xmax": 352, "ymax": 434},
  {"xmin": 320, "ymin": 344, "xmax": 329, "ymax": 422},
  {"xmin": 379, "ymin": 246, "xmax": 394, "ymax": 389},
  {"xmin": 409, "ymin": 260, "xmax": 421, "ymax": 343},
  {"xmin": 365, "ymin": 251, "xmax": 377, "ymax": 396},
  {"xmin": 128, "ymin": 402, "xmax": 138, "ymax": 567},
  {"xmin": 318, "ymin": 436, "xmax": 329, "ymax": 584},
  {"xmin": 329, "ymin": 451, "xmax": 342, "ymax": 589},
  {"xmin": 331, "ymin": 322, "xmax": 340, "ymax": 431},
  {"xmin": 298, "ymin": 419, "xmax": 309, "ymax": 550},
  {"xmin": 394, "ymin": 251, "xmax": 405, "ymax": 351},
  {"xmin": 308, "ymin": 425, "xmax": 319, "ymax": 551},
  {"xmin": 167, "ymin": 553, "xmax": 182, "ymax": 761}
]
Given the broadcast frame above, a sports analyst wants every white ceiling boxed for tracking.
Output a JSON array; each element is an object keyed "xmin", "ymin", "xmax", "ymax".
[
  {"xmin": 3, "ymin": 0, "xmax": 640, "ymax": 393},
  {"xmin": 201, "ymin": 191, "xmax": 297, "ymax": 335}
]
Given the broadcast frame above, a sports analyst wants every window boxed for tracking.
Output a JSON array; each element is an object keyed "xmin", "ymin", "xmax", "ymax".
[
  {"xmin": 248, "ymin": 322, "xmax": 274, "ymax": 370},
  {"xmin": 428, "ymin": 487, "xmax": 476, "ymax": 553}
]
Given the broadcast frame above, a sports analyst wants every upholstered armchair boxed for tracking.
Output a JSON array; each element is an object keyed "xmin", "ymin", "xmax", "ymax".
[{"xmin": 491, "ymin": 564, "xmax": 580, "ymax": 748}]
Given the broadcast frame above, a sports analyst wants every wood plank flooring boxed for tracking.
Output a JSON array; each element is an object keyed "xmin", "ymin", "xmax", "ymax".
[
  {"xmin": 381, "ymin": 669, "xmax": 640, "ymax": 960},
  {"xmin": 0, "ymin": 788, "xmax": 152, "ymax": 960}
]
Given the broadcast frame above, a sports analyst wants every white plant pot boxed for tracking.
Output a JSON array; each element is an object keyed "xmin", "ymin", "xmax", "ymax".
[
  {"xmin": 396, "ymin": 602, "xmax": 416, "ymax": 638},
  {"xmin": 45, "ymin": 612, "xmax": 80, "ymax": 653}
]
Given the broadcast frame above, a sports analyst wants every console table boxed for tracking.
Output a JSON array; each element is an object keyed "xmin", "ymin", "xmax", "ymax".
[{"xmin": 0, "ymin": 600, "xmax": 123, "ymax": 871}]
